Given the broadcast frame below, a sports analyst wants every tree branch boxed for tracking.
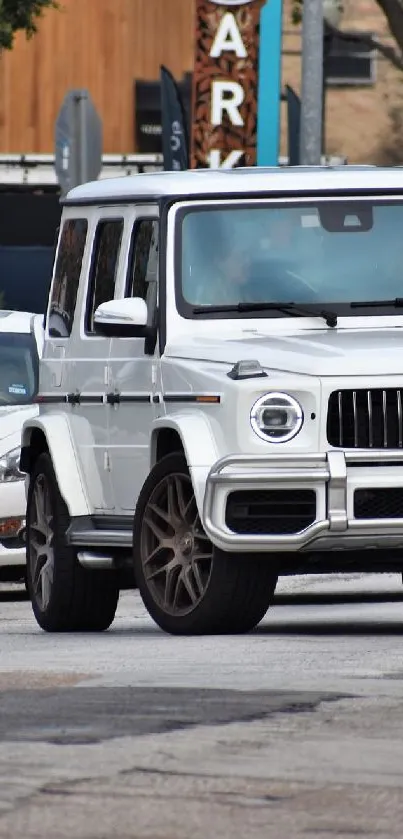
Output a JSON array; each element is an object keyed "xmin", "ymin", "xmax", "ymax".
[
  {"xmin": 375, "ymin": 0, "xmax": 403, "ymax": 55},
  {"xmin": 292, "ymin": 0, "xmax": 403, "ymax": 72}
]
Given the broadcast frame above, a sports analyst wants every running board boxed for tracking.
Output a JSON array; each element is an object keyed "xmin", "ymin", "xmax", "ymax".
[
  {"xmin": 67, "ymin": 528, "xmax": 132, "ymax": 548},
  {"xmin": 67, "ymin": 516, "xmax": 133, "ymax": 549}
]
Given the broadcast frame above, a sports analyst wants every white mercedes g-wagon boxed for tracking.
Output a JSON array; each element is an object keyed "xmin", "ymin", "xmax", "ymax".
[{"xmin": 20, "ymin": 165, "xmax": 403, "ymax": 634}]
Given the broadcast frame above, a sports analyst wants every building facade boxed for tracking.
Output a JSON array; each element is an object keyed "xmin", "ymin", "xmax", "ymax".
[{"xmin": 0, "ymin": 0, "xmax": 400, "ymax": 163}]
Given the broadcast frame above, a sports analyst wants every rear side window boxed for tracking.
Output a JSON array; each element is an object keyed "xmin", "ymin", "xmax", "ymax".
[
  {"xmin": 85, "ymin": 219, "xmax": 124, "ymax": 333},
  {"xmin": 48, "ymin": 219, "xmax": 88, "ymax": 338},
  {"xmin": 127, "ymin": 220, "xmax": 159, "ymax": 315}
]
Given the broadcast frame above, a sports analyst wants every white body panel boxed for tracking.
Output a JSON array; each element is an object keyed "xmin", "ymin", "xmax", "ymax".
[
  {"xmin": 20, "ymin": 166, "xmax": 403, "ymax": 565},
  {"xmin": 107, "ymin": 205, "xmax": 160, "ymax": 512},
  {"xmin": 21, "ymin": 414, "xmax": 91, "ymax": 517}
]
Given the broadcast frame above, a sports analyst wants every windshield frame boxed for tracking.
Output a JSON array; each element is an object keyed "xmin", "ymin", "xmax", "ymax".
[
  {"xmin": 0, "ymin": 331, "xmax": 39, "ymax": 406},
  {"xmin": 174, "ymin": 195, "xmax": 403, "ymax": 321}
]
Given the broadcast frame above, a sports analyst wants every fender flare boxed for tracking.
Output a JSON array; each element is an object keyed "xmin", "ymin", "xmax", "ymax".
[
  {"xmin": 21, "ymin": 415, "xmax": 91, "ymax": 518},
  {"xmin": 150, "ymin": 414, "xmax": 220, "ymax": 518},
  {"xmin": 151, "ymin": 413, "xmax": 219, "ymax": 469}
]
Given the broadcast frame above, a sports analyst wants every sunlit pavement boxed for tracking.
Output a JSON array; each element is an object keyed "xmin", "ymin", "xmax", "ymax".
[{"xmin": 1, "ymin": 573, "xmax": 403, "ymax": 838}]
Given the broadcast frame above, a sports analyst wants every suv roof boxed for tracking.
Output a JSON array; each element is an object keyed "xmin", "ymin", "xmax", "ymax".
[{"xmin": 64, "ymin": 165, "xmax": 402, "ymax": 206}]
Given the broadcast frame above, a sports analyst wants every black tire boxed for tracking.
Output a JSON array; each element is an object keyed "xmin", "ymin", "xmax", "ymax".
[
  {"xmin": 26, "ymin": 452, "xmax": 119, "ymax": 632},
  {"xmin": 133, "ymin": 453, "xmax": 278, "ymax": 635}
]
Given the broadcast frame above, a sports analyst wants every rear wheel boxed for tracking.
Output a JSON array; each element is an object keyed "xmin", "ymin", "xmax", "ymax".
[
  {"xmin": 26, "ymin": 452, "xmax": 119, "ymax": 632},
  {"xmin": 133, "ymin": 453, "xmax": 278, "ymax": 635}
]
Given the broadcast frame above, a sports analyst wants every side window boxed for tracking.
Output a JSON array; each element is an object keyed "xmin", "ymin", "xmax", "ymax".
[
  {"xmin": 85, "ymin": 219, "xmax": 124, "ymax": 333},
  {"xmin": 127, "ymin": 220, "xmax": 159, "ymax": 318},
  {"xmin": 48, "ymin": 218, "xmax": 88, "ymax": 338}
]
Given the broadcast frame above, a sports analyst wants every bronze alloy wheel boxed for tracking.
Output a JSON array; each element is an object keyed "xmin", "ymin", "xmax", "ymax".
[
  {"xmin": 26, "ymin": 452, "xmax": 119, "ymax": 633},
  {"xmin": 141, "ymin": 471, "xmax": 213, "ymax": 616},
  {"xmin": 134, "ymin": 453, "xmax": 279, "ymax": 635},
  {"xmin": 28, "ymin": 472, "xmax": 55, "ymax": 613}
]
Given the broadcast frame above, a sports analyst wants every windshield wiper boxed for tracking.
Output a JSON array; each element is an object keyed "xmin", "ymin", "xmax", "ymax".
[
  {"xmin": 350, "ymin": 298, "xmax": 403, "ymax": 309},
  {"xmin": 192, "ymin": 301, "xmax": 338, "ymax": 328}
]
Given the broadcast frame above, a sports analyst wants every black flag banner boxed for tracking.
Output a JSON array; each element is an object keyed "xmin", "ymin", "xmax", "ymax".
[
  {"xmin": 160, "ymin": 65, "xmax": 189, "ymax": 171},
  {"xmin": 285, "ymin": 85, "xmax": 301, "ymax": 166}
]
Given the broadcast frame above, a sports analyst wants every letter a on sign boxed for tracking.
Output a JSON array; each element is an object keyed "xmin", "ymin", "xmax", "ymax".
[
  {"xmin": 210, "ymin": 13, "xmax": 247, "ymax": 58},
  {"xmin": 191, "ymin": 0, "xmax": 266, "ymax": 169}
]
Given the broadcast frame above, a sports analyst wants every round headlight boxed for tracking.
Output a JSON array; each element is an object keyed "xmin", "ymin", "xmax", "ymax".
[{"xmin": 250, "ymin": 392, "xmax": 304, "ymax": 443}]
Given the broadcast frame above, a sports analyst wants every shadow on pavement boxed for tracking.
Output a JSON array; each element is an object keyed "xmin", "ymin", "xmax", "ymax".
[
  {"xmin": 256, "ymin": 620, "xmax": 403, "ymax": 636},
  {"xmin": 0, "ymin": 588, "xmax": 29, "ymax": 603},
  {"xmin": 273, "ymin": 590, "xmax": 403, "ymax": 606}
]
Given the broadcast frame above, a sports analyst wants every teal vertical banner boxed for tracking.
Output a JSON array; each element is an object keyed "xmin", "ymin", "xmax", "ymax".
[{"xmin": 257, "ymin": 0, "xmax": 283, "ymax": 166}]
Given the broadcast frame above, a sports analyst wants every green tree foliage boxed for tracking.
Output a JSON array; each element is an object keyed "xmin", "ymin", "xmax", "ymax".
[
  {"xmin": 292, "ymin": 0, "xmax": 403, "ymax": 71},
  {"xmin": 0, "ymin": 0, "xmax": 58, "ymax": 51}
]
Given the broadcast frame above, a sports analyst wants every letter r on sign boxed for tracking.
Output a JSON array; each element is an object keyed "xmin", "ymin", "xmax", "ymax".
[{"xmin": 211, "ymin": 81, "xmax": 245, "ymax": 127}]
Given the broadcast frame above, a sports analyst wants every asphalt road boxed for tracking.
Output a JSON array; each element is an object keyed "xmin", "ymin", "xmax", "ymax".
[{"xmin": 1, "ymin": 573, "xmax": 403, "ymax": 839}]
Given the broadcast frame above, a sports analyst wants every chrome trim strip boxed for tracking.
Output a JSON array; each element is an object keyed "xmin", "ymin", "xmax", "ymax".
[
  {"xmin": 338, "ymin": 391, "xmax": 343, "ymax": 447},
  {"xmin": 106, "ymin": 392, "xmax": 152, "ymax": 405},
  {"xmin": 367, "ymin": 390, "xmax": 373, "ymax": 448},
  {"xmin": 35, "ymin": 394, "xmax": 66, "ymax": 404},
  {"xmin": 163, "ymin": 393, "xmax": 221, "ymax": 403},
  {"xmin": 68, "ymin": 530, "xmax": 132, "ymax": 548},
  {"xmin": 345, "ymin": 449, "xmax": 403, "ymax": 463},
  {"xmin": 327, "ymin": 450, "xmax": 347, "ymax": 531},
  {"xmin": 348, "ymin": 517, "xmax": 403, "ymax": 531},
  {"xmin": 382, "ymin": 390, "xmax": 388, "ymax": 447},
  {"xmin": 209, "ymin": 468, "xmax": 330, "ymax": 485},
  {"xmin": 352, "ymin": 391, "xmax": 358, "ymax": 447}
]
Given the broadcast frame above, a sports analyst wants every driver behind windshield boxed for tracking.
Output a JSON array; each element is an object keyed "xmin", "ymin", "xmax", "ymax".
[
  {"xmin": 182, "ymin": 208, "xmax": 324, "ymax": 308},
  {"xmin": 192, "ymin": 244, "xmax": 252, "ymax": 305}
]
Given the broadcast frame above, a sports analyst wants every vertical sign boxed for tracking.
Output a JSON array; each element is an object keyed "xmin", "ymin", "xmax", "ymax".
[
  {"xmin": 191, "ymin": 0, "xmax": 266, "ymax": 169},
  {"xmin": 257, "ymin": 0, "xmax": 283, "ymax": 166},
  {"xmin": 55, "ymin": 90, "xmax": 103, "ymax": 196}
]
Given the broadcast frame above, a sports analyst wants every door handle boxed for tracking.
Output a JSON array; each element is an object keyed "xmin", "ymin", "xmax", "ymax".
[{"xmin": 106, "ymin": 392, "xmax": 120, "ymax": 405}]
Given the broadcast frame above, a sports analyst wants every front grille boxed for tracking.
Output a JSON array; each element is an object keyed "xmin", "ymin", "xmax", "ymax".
[
  {"xmin": 328, "ymin": 389, "xmax": 403, "ymax": 448},
  {"xmin": 354, "ymin": 488, "xmax": 403, "ymax": 519},
  {"xmin": 225, "ymin": 490, "xmax": 316, "ymax": 535}
]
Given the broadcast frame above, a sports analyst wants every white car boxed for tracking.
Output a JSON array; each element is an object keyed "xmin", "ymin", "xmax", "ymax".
[
  {"xmin": 0, "ymin": 311, "xmax": 43, "ymax": 582},
  {"xmin": 20, "ymin": 165, "xmax": 403, "ymax": 635}
]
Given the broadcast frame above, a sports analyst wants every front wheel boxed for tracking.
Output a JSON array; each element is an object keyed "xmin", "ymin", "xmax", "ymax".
[
  {"xmin": 133, "ymin": 453, "xmax": 278, "ymax": 635},
  {"xmin": 26, "ymin": 452, "xmax": 119, "ymax": 632}
]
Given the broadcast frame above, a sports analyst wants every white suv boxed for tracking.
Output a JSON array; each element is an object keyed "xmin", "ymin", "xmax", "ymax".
[
  {"xmin": 20, "ymin": 166, "xmax": 403, "ymax": 634},
  {"xmin": 0, "ymin": 311, "xmax": 43, "ymax": 582}
]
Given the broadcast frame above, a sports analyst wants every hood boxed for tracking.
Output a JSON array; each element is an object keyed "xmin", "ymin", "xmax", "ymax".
[
  {"xmin": 166, "ymin": 327, "xmax": 403, "ymax": 377},
  {"xmin": 0, "ymin": 404, "xmax": 38, "ymax": 449}
]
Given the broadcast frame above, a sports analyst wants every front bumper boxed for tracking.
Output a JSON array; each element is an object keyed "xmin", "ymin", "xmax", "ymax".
[{"xmin": 203, "ymin": 450, "xmax": 403, "ymax": 553}]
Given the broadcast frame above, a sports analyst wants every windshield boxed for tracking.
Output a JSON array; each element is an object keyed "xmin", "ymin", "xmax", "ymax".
[
  {"xmin": 177, "ymin": 199, "xmax": 403, "ymax": 318},
  {"xmin": 0, "ymin": 333, "xmax": 38, "ymax": 406}
]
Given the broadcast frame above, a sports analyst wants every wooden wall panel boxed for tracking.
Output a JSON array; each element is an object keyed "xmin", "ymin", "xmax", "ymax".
[{"xmin": 0, "ymin": 0, "xmax": 195, "ymax": 153}]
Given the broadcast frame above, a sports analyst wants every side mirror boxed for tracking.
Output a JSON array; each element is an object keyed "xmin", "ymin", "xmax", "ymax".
[{"xmin": 94, "ymin": 298, "xmax": 148, "ymax": 337}]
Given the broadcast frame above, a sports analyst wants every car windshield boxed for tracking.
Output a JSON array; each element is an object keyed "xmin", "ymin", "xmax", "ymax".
[
  {"xmin": 0, "ymin": 333, "xmax": 38, "ymax": 406},
  {"xmin": 177, "ymin": 199, "xmax": 403, "ymax": 318}
]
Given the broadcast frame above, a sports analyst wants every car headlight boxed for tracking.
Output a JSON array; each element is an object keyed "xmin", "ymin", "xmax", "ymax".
[
  {"xmin": 0, "ymin": 447, "xmax": 24, "ymax": 483},
  {"xmin": 250, "ymin": 393, "xmax": 304, "ymax": 443}
]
